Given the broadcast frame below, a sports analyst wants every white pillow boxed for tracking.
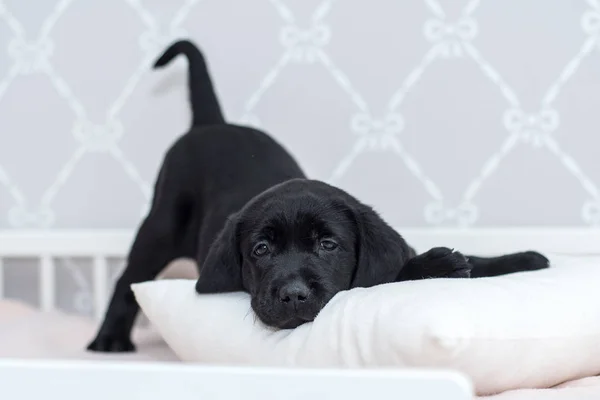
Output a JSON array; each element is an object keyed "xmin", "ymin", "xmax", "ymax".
[{"xmin": 132, "ymin": 254, "xmax": 600, "ymax": 396}]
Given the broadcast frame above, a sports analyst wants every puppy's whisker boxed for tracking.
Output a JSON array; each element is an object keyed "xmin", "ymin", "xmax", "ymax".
[{"xmin": 243, "ymin": 306, "xmax": 254, "ymax": 321}]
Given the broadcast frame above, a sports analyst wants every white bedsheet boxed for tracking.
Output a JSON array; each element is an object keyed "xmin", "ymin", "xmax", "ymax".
[{"xmin": 0, "ymin": 299, "xmax": 178, "ymax": 362}]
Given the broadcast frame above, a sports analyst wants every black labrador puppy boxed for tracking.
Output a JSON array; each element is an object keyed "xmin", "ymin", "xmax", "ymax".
[{"xmin": 87, "ymin": 40, "xmax": 549, "ymax": 352}]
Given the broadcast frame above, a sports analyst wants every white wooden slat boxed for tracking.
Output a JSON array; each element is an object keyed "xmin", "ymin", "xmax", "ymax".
[
  {"xmin": 93, "ymin": 256, "xmax": 109, "ymax": 321},
  {"xmin": 399, "ymin": 227, "xmax": 600, "ymax": 256},
  {"xmin": 39, "ymin": 255, "xmax": 55, "ymax": 312}
]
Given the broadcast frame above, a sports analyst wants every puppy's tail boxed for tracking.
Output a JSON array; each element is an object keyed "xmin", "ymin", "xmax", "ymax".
[{"xmin": 153, "ymin": 39, "xmax": 226, "ymax": 127}]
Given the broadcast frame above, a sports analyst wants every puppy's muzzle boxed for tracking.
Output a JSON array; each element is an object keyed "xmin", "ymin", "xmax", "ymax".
[{"xmin": 277, "ymin": 280, "xmax": 311, "ymax": 309}]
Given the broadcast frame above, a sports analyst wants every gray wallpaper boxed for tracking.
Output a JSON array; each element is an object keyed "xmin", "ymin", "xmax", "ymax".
[{"xmin": 2, "ymin": 0, "xmax": 600, "ymax": 233}]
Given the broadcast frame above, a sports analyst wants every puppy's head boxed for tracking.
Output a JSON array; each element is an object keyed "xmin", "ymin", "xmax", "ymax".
[{"xmin": 195, "ymin": 179, "xmax": 411, "ymax": 329}]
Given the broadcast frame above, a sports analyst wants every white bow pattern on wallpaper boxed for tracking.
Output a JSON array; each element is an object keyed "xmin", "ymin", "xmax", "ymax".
[{"xmin": 1, "ymin": 0, "xmax": 600, "ymax": 230}]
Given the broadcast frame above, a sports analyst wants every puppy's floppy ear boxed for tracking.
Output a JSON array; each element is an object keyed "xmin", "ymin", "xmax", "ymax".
[
  {"xmin": 350, "ymin": 203, "xmax": 412, "ymax": 288},
  {"xmin": 195, "ymin": 215, "xmax": 243, "ymax": 294}
]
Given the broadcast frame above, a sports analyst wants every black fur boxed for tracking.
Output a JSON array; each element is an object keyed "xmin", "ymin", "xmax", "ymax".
[
  {"xmin": 153, "ymin": 40, "xmax": 225, "ymax": 126},
  {"xmin": 87, "ymin": 39, "xmax": 549, "ymax": 352}
]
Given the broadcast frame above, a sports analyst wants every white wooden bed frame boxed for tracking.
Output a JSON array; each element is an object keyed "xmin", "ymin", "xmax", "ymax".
[
  {"xmin": 0, "ymin": 227, "xmax": 599, "ymax": 399},
  {"xmin": 0, "ymin": 359, "xmax": 473, "ymax": 400},
  {"xmin": 1, "ymin": 227, "xmax": 599, "ymax": 318}
]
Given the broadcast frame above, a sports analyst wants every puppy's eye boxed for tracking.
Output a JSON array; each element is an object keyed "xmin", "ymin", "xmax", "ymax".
[
  {"xmin": 253, "ymin": 243, "xmax": 270, "ymax": 257},
  {"xmin": 319, "ymin": 239, "xmax": 338, "ymax": 251}
]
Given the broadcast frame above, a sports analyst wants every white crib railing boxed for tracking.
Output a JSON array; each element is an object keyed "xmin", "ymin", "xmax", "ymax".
[
  {"xmin": 1, "ymin": 227, "xmax": 600, "ymax": 319},
  {"xmin": 0, "ymin": 229, "xmax": 132, "ymax": 319}
]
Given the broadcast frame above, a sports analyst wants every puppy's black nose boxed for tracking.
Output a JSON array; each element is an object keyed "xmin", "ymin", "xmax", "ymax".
[{"xmin": 278, "ymin": 281, "xmax": 310, "ymax": 306}]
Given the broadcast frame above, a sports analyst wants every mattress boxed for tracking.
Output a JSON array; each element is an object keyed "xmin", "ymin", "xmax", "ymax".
[{"xmin": 1, "ymin": 299, "xmax": 599, "ymax": 399}]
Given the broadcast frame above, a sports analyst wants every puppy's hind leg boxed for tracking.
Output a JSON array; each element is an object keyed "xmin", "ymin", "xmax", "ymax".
[
  {"xmin": 467, "ymin": 251, "xmax": 550, "ymax": 278},
  {"xmin": 87, "ymin": 166, "xmax": 198, "ymax": 352}
]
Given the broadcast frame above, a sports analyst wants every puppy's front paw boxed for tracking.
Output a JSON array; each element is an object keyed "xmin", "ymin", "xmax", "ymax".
[
  {"xmin": 87, "ymin": 334, "xmax": 136, "ymax": 353},
  {"xmin": 421, "ymin": 247, "xmax": 472, "ymax": 279},
  {"xmin": 402, "ymin": 247, "xmax": 472, "ymax": 280},
  {"xmin": 512, "ymin": 251, "xmax": 550, "ymax": 272}
]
